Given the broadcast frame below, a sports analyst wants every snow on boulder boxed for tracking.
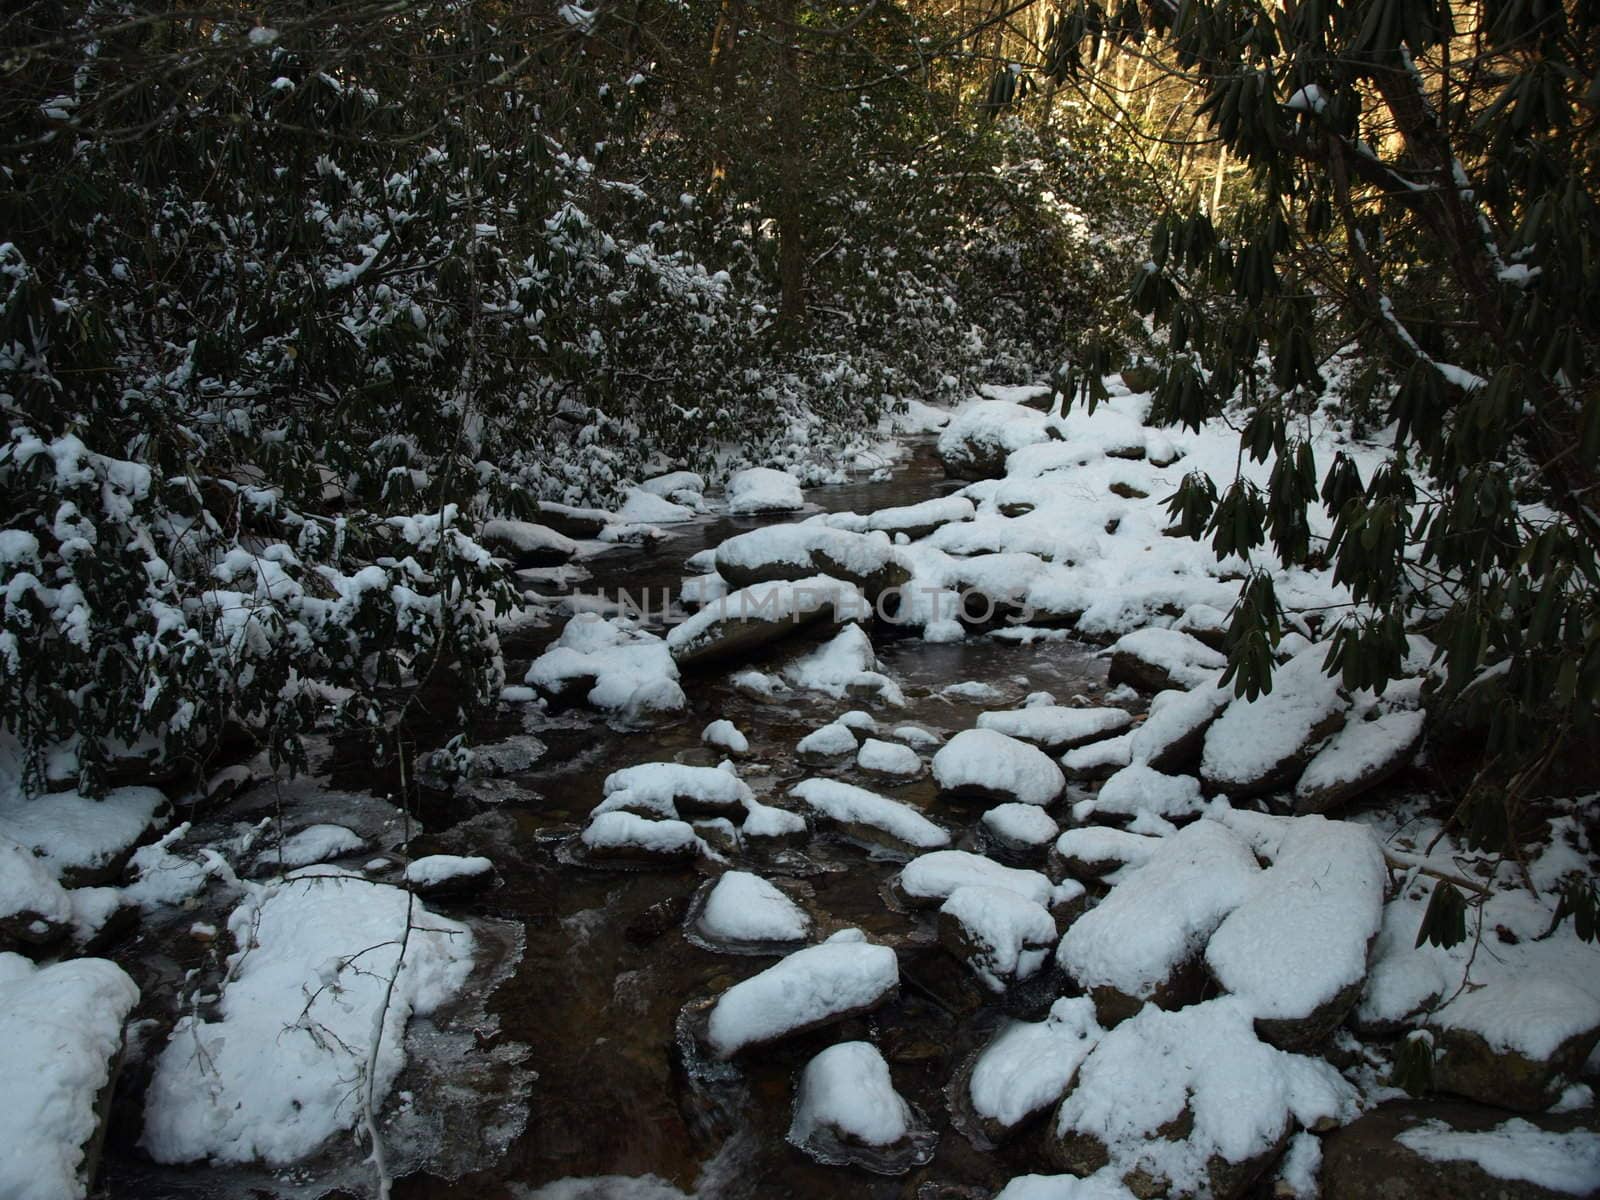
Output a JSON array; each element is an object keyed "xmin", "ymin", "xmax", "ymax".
[
  {"xmin": 534, "ymin": 499, "xmax": 612, "ymax": 539},
  {"xmin": 857, "ymin": 738, "xmax": 922, "ymax": 778},
  {"xmin": 739, "ymin": 799, "xmax": 808, "ymax": 847},
  {"xmin": 639, "ymin": 470, "xmax": 706, "ymax": 505},
  {"xmin": 1107, "ymin": 628, "xmax": 1227, "ymax": 693},
  {"xmin": 783, "ymin": 623, "xmax": 905, "ymax": 704},
  {"xmin": 932, "ymin": 728, "xmax": 1065, "ymax": 807},
  {"xmin": 791, "ymin": 778, "xmax": 948, "ymax": 858},
  {"xmin": 1081, "ymin": 763, "xmax": 1205, "ymax": 823},
  {"xmin": 479, "ymin": 518, "xmax": 579, "ymax": 567},
  {"xmin": 1428, "ymin": 977, "xmax": 1600, "ymax": 1112},
  {"xmin": 142, "ymin": 870, "xmax": 474, "ymax": 1166},
  {"xmin": 977, "ymin": 706, "xmax": 1134, "ymax": 754},
  {"xmin": 701, "ymin": 719, "xmax": 750, "ymax": 755},
  {"xmin": 0, "ymin": 834, "xmax": 72, "ymax": 950},
  {"xmin": 787, "ymin": 1041, "xmax": 936, "ymax": 1175},
  {"xmin": 1056, "ymin": 819, "xmax": 1261, "ymax": 1024},
  {"xmin": 703, "ymin": 933, "xmax": 899, "ymax": 1058},
  {"xmin": 937, "ymin": 401, "xmax": 1058, "ymax": 480},
  {"xmin": 602, "ymin": 762, "xmax": 754, "ymax": 819},
  {"xmin": 1204, "ymin": 816, "xmax": 1385, "ymax": 1049},
  {"xmin": 618, "ymin": 486, "xmax": 697, "ymax": 525},
  {"xmin": 962, "ymin": 997, "xmax": 1104, "ymax": 1145},
  {"xmin": 526, "ymin": 616, "xmax": 686, "ymax": 717},
  {"xmin": 797, "ymin": 721, "xmax": 858, "ymax": 760},
  {"xmin": 939, "ymin": 885, "xmax": 1059, "ymax": 993},
  {"xmin": 579, "ymin": 811, "xmax": 702, "ymax": 866},
  {"xmin": 1047, "ymin": 996, "xmax": 1358, "ymax": 1200},
  {"xmin": 993, "ymin": 1174, "xmax": 1141, "ymax": 1200},
  {"xmin": 1049, "ymin": 827, "xmax": 1160, "ymax": 882},
  {"xmin": 982, "ymin": 803, "xmax": 1060, "ymax": 866},
  {"xmin": 1293, "ymin": 708, "xmax": 1425, "ymax": 814},
  {"xmin": 895, "ymin": 850, "xmax": 1056, "ymax": 910},
  {"xmin": 272, "ymin": 823, "xmax": 367, "ymax": 869},
  {"xmin": 1061, "ymin": 733, "xmax": 1134, "ymax": 782},
  {"xmin": 0, "ymin": 953, "xmax": 139, "ymax": 1200},
  {"xmin": 1129, "ymin": 684, "xmax": 1230, "ymax": 775},
  {"xmin": 0, "ymin": 785, "xmax": 167, "ymax": 887},
  {"xmin": 665, "ymin": 576, "xmax": 864, "ymax": 668},
  {"xmin": 1201, "ymin": 647, "xmax": 1348, "ymax": 797},
  {"xmin": 714, "ymin": 525, "xmax": 910, "ymax": 599},
  {"xmin": 865, "ymin": 495, "xmax": 976, "ymax": 540},
  {"xmin": 725, "ymin": 467, "xmax": 805, "ymax": 514},
  {"xmin": 403, "ymin": 854, "xmax": 495, "ymax": 897},
  {"xmin": 692, "ymin": 870, "xmax": 810, "ymax": 950}
]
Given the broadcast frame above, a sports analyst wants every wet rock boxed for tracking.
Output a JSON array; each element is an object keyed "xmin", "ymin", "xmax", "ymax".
[
  {"xmin": 626, "ymin": 892, "xmax": 693, "ymax": 945},
  {"xmin": 1427, "ymin": 977, "xmax": 1600, "ymax": 1112},
  {"xmin": 1320, "ymin": 1100, "xmax": 1600, "ymax": 1200},
  {"xmin": 787, "ymin": 1041, "xmax": 938, "ymax": 1175},
  {"xmin": 714, "ymin": 526, "xmax": 911, "ymax": 601},
  {"xmin": 1293, "ymin": 708, "xmax": 1425, "ymax": 815},
  {"xmin": 479, "ymin": 518, "xmax": 579, "ymax": 567},
  {"xmin": 665, "ymin": 577, "xmax": 862, "ymax": 669},
  {"xmin": 936, "ymin": 401, "xmax": 1060, "ymax": 480},
  {"xmin": 1108, "ymin": 628, "xmax": 1227, "ymax": 694}
]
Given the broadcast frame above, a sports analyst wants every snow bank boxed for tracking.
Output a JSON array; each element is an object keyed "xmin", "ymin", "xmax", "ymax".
[{"xmin": 143, "ymin": 869, "xmax": 475, "ymax": 1165}]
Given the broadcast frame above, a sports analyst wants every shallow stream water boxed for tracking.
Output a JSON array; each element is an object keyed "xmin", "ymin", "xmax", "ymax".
[{"xmin": 104, "ymin": 436, "xmax": 1118, "ymax": 1200}]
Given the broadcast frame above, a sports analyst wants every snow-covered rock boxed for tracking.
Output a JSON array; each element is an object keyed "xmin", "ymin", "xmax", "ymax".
[
  {"xmin": 1056, "ymin": 819, "xmax": 1260, "ymax": 1024},
  {"xmin": 1049, "ymin": 827, "xmax": 1160, "ymax": 882},
  {"xmin": 601, "ymin": 762, "xmax": 754, "ymax": 819},
  {"xmin": 932, "ymin": 728, "xmax": 1065, "ymax": 807},
  {"xmin": 272, "ymin": 823, "xmax": 366, "ymax": 869},
  {"xmin": 937, "ymin": 401, "xmax": 1058, "ymax": 480},
  {"xmin": 666, "ymin": 576, "xmax": 864, "ymax": 668},
  {"xmin": 1107, "ymin": 628, "xmax": 1227, "ymax": 693},
  {"xmin": 895, "ymin": 850, "xmax": 1057, "ymax": 910},
  {"xmin": 142, "ymin": 870, "xmax": 474, "ymax": 1165},
  {"xmin": 856, "ymin": 738, "xmax": 921, "ymax": 778},
  {"xmin": 0, "ymin": 785, "xmax": 168, "ymax": 886},
  {"xmin": 526, "ymin": 616, "xmax": 686, "ymax": 717},
  {"xmin": 618, "ymin": 486, "xmax": 697, "ymax": 525},
  {"xmin": 797, "ymin": 721, "xmax": 858, "ymax": 760},
  {"xmin": 692, "ymin": 871, "xmax": 810, "ymax": 949},
  {"xmin": 701, "ymin": 719, "xmax": 750, "ymax": 755},
  {"xmin": 579, "ymin": 812, "xmax": 702, "ymax": 865},
  {"xmin": 1204, "ymin": 816, "xmax": 1385, "ymax": 1049},
  {"xmin": 1293, "ymin": 708, "xmax": 1425, "ymax": 814},
  {"xmin": 1047, "ymin": 996, "xmax": 1358, "ymax": 1200},
  {"xmin": 479, "ymin": 518, "xmax": 579, "ymax": 567},
  {"xmin": 1129, "ymin": 684, "xmax": 1230, "ymax": 774},
  {"xmin": 0, "ymin": 952, "xmax": 139, "ymax": 1200},
  {"xmin": 725, "ymin": 467, "xmax": 804, "ymax": 514},
  {"xmin": 534, "ymin": 499, "xmax": 612, "ymax": 539},
  {"xmin": 703, "ymin": 933, "xmax": 899, "ymax": 1058},
  {"xmin": 790, "ymin": 778, "xmax": 948, "ymax": 857},
  {"xmin": 1082, "ymin": 763, "xmax": 1205, "ymax": 823},
  {"xmin": 938, "ymin": 885, "xmax": 1059, "ymax": 993},
  {"xmin": 866, "ymin": 495, "xmax": 975, "ymax": 540},
  {"xmin": 715, "ymin": 526, "xmax": 910, "ymax": 600},
  {"xmin": 783, "ymin": 623, "xmax": 904, "ymax": 704},
  {"xmin": 0, "ymin": 834, "xmax": 72, "ymax": 950},
  {"xmin": 1428, "ymin": 977, "xmax": 1600, "ymax": 1112},
  {"xmin": 1201, "ymin": 647, "xmax": 1348, "ymax": 797},
  {"xmin": 981, "ymin": 803, "xmax": 1060, "ymax": 865},
  {"xmin": 403, "ymin": 854, "xmax": 495, "ymax": 897},
  {"xmin": 1060, "ymin": 733, "xmax": 1135, "ymax": 782},
  {"xmin": 976, "ymin": 705, "xmax": 1133, "ymax": 754},
  {"xmin": 962, "ymin": 997, "xmax": 1104, "ymax": 1144},
  {"xmin": 788, "ymin": 1041, "xmax": 935, "ymax": 1174}
]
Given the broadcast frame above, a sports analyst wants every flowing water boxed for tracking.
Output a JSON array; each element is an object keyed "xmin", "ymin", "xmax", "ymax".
[{"xmin": 103, "ymin": 437, "xmax": 1117, "ymax": 1200}]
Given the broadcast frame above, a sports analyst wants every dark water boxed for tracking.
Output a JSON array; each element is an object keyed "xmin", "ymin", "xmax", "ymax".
[{"xmin": 104, "ymin": 437, "xmax": 1116, "ymax": 1200}]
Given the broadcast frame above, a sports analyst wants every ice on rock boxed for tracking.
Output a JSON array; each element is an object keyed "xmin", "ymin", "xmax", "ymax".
[
  {"xmin": 783, "ymin": 624, "xmax": 905, "ymax": 704},
  {"xmin": 1083, "ymin": 763, "xmax": 1205, "ymax": 821},
  {"xmin": 0, "ymin": 953, "xmax": 140, "ymax": 1200},
  {"xmin": 1056, "ymin": 819, "xmax": 1260, "ymax": 1019},
  {"xmin": 725, "ymin": 467, "xmax": 804, "ymax": 514},
  {"xmin": 897, "ymin": 850, "xmax": 1057, "ymax": 909},
  {"xmin": 968, "ymin": 997, "xmax": 1104, "ymax": 1136},
  {"xmin": 142, "ymin": 869, "xmax": 474, "ymax": 1165},
  {"xmin": 601, "ymin": 762, "xmax": 754, "ymax": 818},
  {"xmin": 1201, "ymin": 646, "xmax": 1347, "ymax": 796},
  {"xmin": 526, "ymin": 616, "xmax": 686, "ymax": 716},
  {"xmin": 797, "ymin": 722, "xmax": 858, "ymax": 758},
  {"xmin": 857, "ymin": 738, "xmax": 922, "ymax": 777},
  {"xmin": 0, "ymin": 785, "xmax": 167, "ymax": 884},
  {"xmin": 1050, "ymin": 996, "xmax": 1358, "ymax": 1198},
  {"xmin": 976, "ymin": 705, "xmax": 1133, "ymax": 753},
  {"xmin": 982, "ymin": 803, "xmax": 1060, "ymax": 848},
  {"xmin": 791, "ymin": 778, "xmax": 948, "ymax": 855},
  {"xmin": 932, "ymin": 728, "xmax": 1065, "ymax": 807},
  {"xmin": 696, "ymin": 871, "xmax": 810, "ymax": 945},
  {"xmin": 939, "ymin": 885, "xmax": 1059, "ymax": 992},
  {"xmin": 704, "ymin": 934, "xmax": 899, "ymax": 1057},
  {"xmin": 273, "ymin": 823, "xmax": 366, "ymax": 869},
  {"xmin": 701, "ymin": 719, "xmax": 750, "ymax": 754},
  {"xmin": 788, "ymin": 1041, "xmax": 935, "ymax": 1173},
  {"xmin": 1205, "ymin": 816, "xmax": 1385, "ymax": 1047}
]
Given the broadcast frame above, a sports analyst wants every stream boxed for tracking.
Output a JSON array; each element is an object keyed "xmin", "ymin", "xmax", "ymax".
[{"xmin": 103, "ymin": 435, "xmax": 1122, "ymax": 1200}]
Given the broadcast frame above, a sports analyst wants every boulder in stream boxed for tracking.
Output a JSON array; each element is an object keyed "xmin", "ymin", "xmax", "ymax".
[{"xmin": 787, "ymin": 1041, "xmax": 937, "ymax": 1175}]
